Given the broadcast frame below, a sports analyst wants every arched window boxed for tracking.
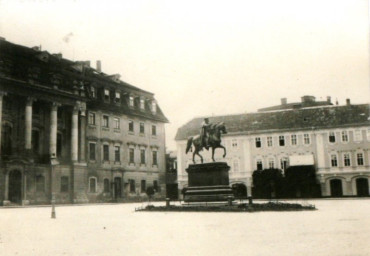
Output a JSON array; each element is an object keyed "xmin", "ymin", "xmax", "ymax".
[{"xmin": 89, "ymin": 177, "xmax": 97, "ymax": 193}]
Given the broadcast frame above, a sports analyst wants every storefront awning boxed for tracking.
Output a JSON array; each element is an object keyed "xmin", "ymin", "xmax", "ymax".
[{"xmin": 289, "ymin": 155, "xmax": 314, "ymax": 166}]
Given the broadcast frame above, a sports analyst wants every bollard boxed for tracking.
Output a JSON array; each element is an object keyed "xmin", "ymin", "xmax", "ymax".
[
  {"xmin": 166, "ymin": 198, "xmax": 170, "ymax": 207},
  {"xmin": 227, "ymin": 196, "xmax": 232, "ymax": 206},
  {"xmin": 51, "ymin": 195, "xmax": 56, "ymax": 219}
]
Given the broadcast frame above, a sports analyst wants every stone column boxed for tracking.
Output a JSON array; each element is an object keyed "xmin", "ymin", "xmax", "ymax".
[
  {"xmin": 50, "ymin": 103, "xmax": 59, "ymax": 159},
  {"xmin": 25, "ymin": 97, "xmax": 35, "ymax": 150},
  {"xmin": 79, "ymin": 110, "xmax": 86, "ymax": 162},
  {"xmin": 22, "ymin": 172, "xmax": 29, "ymax": 205},
  {"xmin": 0, "ymin": 92, "xmax": 6, "ymax": 156},
  {"xmin": 4, "ymin": 172, "xmax": 9, "ymax": 202},
  {"xmin": 71, "ymin": 107, "xmax": 79, "ymax": 162}
]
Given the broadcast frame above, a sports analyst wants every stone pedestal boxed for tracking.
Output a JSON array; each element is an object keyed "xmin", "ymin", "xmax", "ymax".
[{"xmin": 184, "ymin": 162, "xmax": 234, "ymax": 202}]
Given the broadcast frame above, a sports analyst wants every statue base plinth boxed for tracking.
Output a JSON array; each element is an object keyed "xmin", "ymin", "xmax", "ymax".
[{"xmin": 184, "ymin": 162, "xmax": 234, "ymax": 202}]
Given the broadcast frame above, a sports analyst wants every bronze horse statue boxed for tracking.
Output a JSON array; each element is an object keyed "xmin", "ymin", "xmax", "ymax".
[{"xmin": 185, "ymin": 122, "xmax": 227, "ymax": 164}]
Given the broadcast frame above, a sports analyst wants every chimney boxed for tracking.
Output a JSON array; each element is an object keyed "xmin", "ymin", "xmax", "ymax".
[
  {"xmin": 346, "ymin": 98, "xmax": 351, "ymax": 105},
  {"xmin": 281, "ymin": 98, "xmax": 287, "ymax": 105},
  {"xmin": 96, "ymin": 60, "xmax": 101, "ymax": 72},
  {"xmin": 301, "ymin": 95, "xmax": 316, "ymax": 103},
  {"xmin": 326, "ymin": 96, "xmax": 331, "ymax": 103}
]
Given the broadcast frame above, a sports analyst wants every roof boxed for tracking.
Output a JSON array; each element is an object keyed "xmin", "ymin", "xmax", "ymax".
[
  {"xmin": 258, "ymin": 100, "xmax": 332, "ymax": 112},
  {"xmin": 0, "ymin": 39, "xmax": 168, "ymax": 123},
  {"xmin": 175, "ymin": 104, "xmax": 370, "ymax": 140}
]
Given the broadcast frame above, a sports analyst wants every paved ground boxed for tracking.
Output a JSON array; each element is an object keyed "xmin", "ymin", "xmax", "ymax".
[{"xmin": 0, "ymin": 199, "xmax": 369, "ymax": 256}]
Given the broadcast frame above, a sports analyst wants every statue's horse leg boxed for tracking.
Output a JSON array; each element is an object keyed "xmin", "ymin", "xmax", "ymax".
[{"xmin": 212, "ymin": 147, "xmax": 215, "ymax": 162}]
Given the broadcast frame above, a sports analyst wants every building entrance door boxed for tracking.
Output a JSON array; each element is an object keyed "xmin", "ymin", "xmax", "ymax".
[
  {"xmin": 330, "ymin": 179, "xmax": 343, "ymax": 197},
  {"xmin": 9, "ymin": 170, "xmax": 22, "ymax": 203},
  {"xmin": 114, "ymin": 177, "xmax": 122, "ymax": 199},
  {"xmin": 356, "ymin": 178, "xmax": 369, "ymax": 197}
]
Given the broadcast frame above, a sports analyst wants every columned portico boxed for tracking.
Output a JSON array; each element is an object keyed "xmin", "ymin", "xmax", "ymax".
[
  {"xmin": 50, "ymin": 102, "xmax": 60, "ymax": 159},
  {"xmin": 71, "ymin": 106, "xmax": 79, "ymax": 162},
  {"xmin": 25, "ymin": 97, "xmax": 35, "ymax": 151}
]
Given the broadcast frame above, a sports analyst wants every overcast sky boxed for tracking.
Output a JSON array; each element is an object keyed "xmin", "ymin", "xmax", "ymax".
[{"xmin": 0, "ymin": 0, "xmax": 369, "ymax": 150}]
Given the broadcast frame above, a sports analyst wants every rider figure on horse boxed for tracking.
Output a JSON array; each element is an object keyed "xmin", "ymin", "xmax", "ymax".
[{"xmin": 200, "ymin": 118, "xmax": 212, "ymax": 150}]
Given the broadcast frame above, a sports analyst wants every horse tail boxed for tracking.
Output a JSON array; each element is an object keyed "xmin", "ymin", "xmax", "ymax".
[{"xmin": 186, "ymin": 137, "xmax": 193, "ymax": 154}]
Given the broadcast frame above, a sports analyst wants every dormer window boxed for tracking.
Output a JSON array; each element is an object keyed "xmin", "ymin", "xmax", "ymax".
[
  {"xmin": 140, "ymin": 98, "xmax": 145, "ymax": 110},
  {"xmin": 151, "ymin": 101, "xmax": 157, "ymax": 113},
  {"xmin": 104, "ymin": 89, "xmax": 110, "ymax": 102},
  {"xmin": 115, "ymin": 92, "xmax": 120, "ymax": 103},
  {"xmin": 129, "ymin": 96, "xmax": 134, "ymax": 107}
]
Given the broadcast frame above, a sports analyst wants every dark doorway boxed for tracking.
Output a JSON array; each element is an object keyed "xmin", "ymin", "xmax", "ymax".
[
  {"xmin": 356, "ymin": 178, "xmax": 369, "ymax": 197},
  {"xmin": 166, "ymin": 184, "xmax": 179, "ymax": 200},
  {"xmin": 9, "ymin": 170, "xmax": 22, "ymax": 203},
  {"xmin": 330, "ymin": 179, "xmax": 343, "ymax": 197},
  {"xmin": 114, "ymin": 177, "xmax": 122, "ymax": 199}
]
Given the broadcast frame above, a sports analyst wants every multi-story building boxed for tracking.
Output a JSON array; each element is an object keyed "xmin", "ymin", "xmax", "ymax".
[
  {"xmin": 0, "ymin": 39, "xmax": 168, "ymax": 205},
  {"xmin": 175, "ymin": 96, "xmax": 370, "ymax": 198}
]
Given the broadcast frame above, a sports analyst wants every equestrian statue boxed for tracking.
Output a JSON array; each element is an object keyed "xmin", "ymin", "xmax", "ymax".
[{"xmin": 185, "ymin": 118, "xmax": 227, "ymax": 164}]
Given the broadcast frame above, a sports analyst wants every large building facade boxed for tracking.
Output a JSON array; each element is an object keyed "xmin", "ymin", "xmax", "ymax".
[
  {"xmin": 175, "ymin": 96, "xmax": 370, "ymax": 198},
  {"xmin": 0, "ymin": 39, "xmax": 168, "ymax": 205}
]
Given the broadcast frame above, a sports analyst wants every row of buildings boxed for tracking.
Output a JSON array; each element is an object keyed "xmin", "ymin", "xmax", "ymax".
[
  {"xmin": 175, "ymin": 96, "xmax": 370, "ymax": 198},
  {"xmin": 0, "ymin": 39, "xmax": 168, "ymax": 205}
]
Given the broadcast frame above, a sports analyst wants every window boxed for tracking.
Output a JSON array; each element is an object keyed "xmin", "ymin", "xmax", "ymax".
[
  {"xmin": 268, "ymin": 158, "xmax": 274, "ymax": 169},
  {"xmin": 140, "ymin": 122, "xmax": 145, "ymax": 134},
  {"xmin": 114, "ymin": 117, "xmax": 120, "ymax": 129},
  {"xmin": 354, "ymin": 130, "xmax": 362, "ymax": 142},
  {"xmin": 256, "ymin": 160, "xmax": 263, "ymax": 171},
  {"xmin": 341, "ymin": 131, "xmax": 348, "ymax": 142},
  {"xmin": 129, "ymin": 148, "xmax": 135, "ymax": 163},
  {"xmin": 331, "ymin": 154, "xmax": 338, "ymax": 167},
  {"xmin": 304, "ymin": 134, "xmax": 310, "ymax": 144},
  {"xmin": 141, "ymin": 180, "xmax": 146, "ymax": 193},
  {"xmin": 140, "ymin": 149, "xmax": 146, "ymax": 164},
  {"xmin": 357, "ymin": 153, "xmax": 364, "ymax": 166},
  {"xmin": 104, "ymin": 179, "xmax": 110, "ymax": 193},
  {"xmin": 291, "ymin": 134, "xmax": 297, "ymax": 145},
  {"xmin": 103, "ymin": 145, "xmax": 109, "ymax": 161},
  {"xmin": 128, "ymin": 120, "xmax": 134, "ymax": 132},
  {"xmin": 140, "ymin": 98, "xmax": 145, "ymax": 110},
  {"xmin": 267, "ymin": 136, "xmax": 273, "ymax": 147},
  {"xmin": 255, "ymin": 137, "xmax": 261, "ymax": 148},
  {"xmin": 32, "ymin": 130, "xmax": 40, "ymax": 152},
  {"xmin": 115, "ymin": 92, "xmax": 120, "ymax": 103},
  {"xmin": 367, "ymin": 128, "xmax": 370, "ymax": 141},
  {"xmin": 343, "ymin": 153, "xmax": 351, "ymax": 167},
  {"xmin": 36, "ymin": 175, "xmax": 45, "ymax": 192},
  {"xmin": 279, "ymin": 135, "xmax": 285, "ymax": 146},
  {"xmin": 280, "ymin": 158, "xmax": 288, "ymax": 171},
  {"xmin": 151, "ymin": 101, "xmax": 157, "ymax": 113},
  {"xmin": 129, "ymin": 96, "xmax": 134, "ymax": 107},
  {"xmin": 61, "ymin": 176, "xmax": 69, "ymax": 192},
  {"xmin": 152, "ymin": 125, "xmax": 157, "ymax": 136},
  {"xmin": 152, "ymin": 151, "xmax": 158, "ymax": 166},
  {"xmin": 89, "ymin": 177, "xmax": 97, "ymax": 193},
  {"xmin": 129, "ymin": 179, "xmax": 136, "ymax": 193},
  {"xmin": 90, "ymin": 86, "xmax": 96, "ymax": 98},
  {"xmin": 88, "ymin": 112, "xmax": 96, "ymax": 125},
  {"xmin": 232, "ymin": 159, "xmax": 239, "ymax": 172},
  {"xmin": 153, "ymin": 180, "xmax": 159, "ymax": 192},
  {"xmin": 57, "ymin": 133, "xmax": 62, "ymax": 157},
  {"xmin": 102, "ymin": 115, "xmax": 109, "ymax": 128},
  {"xmin": 89, "ymin": 143, "xmax": 96, "ymax": 161},
  {"xmin": 232, "ymin": 139, "xmax": 238, "ymax": 148},
  {"xmin": 104, "ymin": 89, "xmax": 110, "ymax": 102},
  {"xmin": 329, "ymin": 132, "xmax": 336, "ymax": 143},
  {"xmin": 114, "ymin": 146, "xmax": 120, "ymax": 162}
]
